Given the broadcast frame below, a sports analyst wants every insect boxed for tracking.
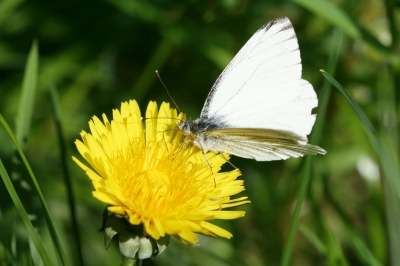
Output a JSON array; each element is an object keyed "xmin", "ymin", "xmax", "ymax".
[{"xmin": 177, "ymin": 17, "xmax": 326, "ymax": 161}]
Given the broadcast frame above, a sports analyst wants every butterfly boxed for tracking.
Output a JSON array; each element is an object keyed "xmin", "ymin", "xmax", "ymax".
[{"xmin": 177, "ymin": 17, "xmax": 326, "ymax": 161}]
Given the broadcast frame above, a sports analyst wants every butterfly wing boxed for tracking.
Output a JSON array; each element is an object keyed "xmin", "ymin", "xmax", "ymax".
[
  {"xmin": 200, "ymin": 17, "xmax": 317, "ymax": 138},
  {"xmin": 201, "ymin": 128, "xmax": 326, "ymax": 161}
]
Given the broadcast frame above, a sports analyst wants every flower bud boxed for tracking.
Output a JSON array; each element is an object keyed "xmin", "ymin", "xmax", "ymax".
[{"xmin": 103, "ymin": 213, "xmax": 170, "ymax": 259}]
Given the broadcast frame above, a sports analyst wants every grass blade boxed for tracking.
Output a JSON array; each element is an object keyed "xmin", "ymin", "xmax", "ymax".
[
  {"xmin": 299, "ymin": 224, "xmax": 327, "ymax": 255},
  {"xmin": 281, "ymin": 31, "xmax": 342, "ymax": 266},
  {"xmin": 292, "ymin": 0, "xmax": 392, "ymax": 60},
  {"xmin": 281, "ymin": 154, "xmax": 313, "ymax": 266},
  {"xmin": 15, "ymin": 40, "xmax": 38, "ymax": 150},
  {"xmin": 323, "ymin": 173, "xmax": 384, "ymax": 266},
  {"xmin": 301, "ymin": 221, "xmax": 382, "ymax": 265},
  {"xmin": 0, "ymin": 154, "xmax": 52, "ymax": 266},
  {"xmin": 381, "ymin": 0, "xmax": 400, "ymax": 261},
  {"xmin": 320, "ymin": 70, "xmax": 400, "ymax": 200},
  {"xmin": 0, "ymin": 114, "xmax": 70, "ymax": 266},
  {"xmin": 49, "ymin": 75, "xmax": 84, "ymax": 266},
  {"xmin": 351, "ymin": 235, "xmax": 383, "ymax": 266},
  {"xmin": 326, "ymin": 232, "xmax": 350, "ymax": 266},
  {"xmin": 292, "ymin": 0, "xmax": 360, "ymax": 39}
]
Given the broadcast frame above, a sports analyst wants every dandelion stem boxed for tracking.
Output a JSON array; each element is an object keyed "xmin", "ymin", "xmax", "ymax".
[{"xmin": 121, "ymin": 257, "xmax": 138, "ymax": 266}]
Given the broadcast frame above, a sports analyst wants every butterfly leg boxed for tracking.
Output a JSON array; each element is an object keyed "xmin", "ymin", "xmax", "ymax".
[
  {"xmin": 200, "ymin": 151, "xmax": 218, "ymax": 188},
  {"xmin": 162, "ymin": 129, "xmax": 170, "ymax": 153},
  {"xmin": 201, "ymin": 151, "xmax": 214, "ymax": 175},
  {"xmin": 172, "ymin": 137, "xmax": 191, "ymax": 161},
  {"xmin": 219, "ymin": 153, "xmax": 241, "ymax": 174}
]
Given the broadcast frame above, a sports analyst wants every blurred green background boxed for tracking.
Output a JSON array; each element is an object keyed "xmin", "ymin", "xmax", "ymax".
[{"xmin": 1, "ymin": 0, "xmax": 399, "ymax": 265}]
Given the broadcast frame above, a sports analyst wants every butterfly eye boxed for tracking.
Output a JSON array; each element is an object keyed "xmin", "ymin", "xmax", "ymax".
[{"xmin": 177, "ymin": 121, "xmax": 189, "ymax": 133}]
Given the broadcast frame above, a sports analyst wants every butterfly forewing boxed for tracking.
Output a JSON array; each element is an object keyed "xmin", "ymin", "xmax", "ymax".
[{"xmin": 200, "ymin": 17, "xmax": 317, "ymax": 138}]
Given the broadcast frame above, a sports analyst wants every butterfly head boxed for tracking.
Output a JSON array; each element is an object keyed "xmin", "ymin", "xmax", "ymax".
[
  {"xmin": 177, "ymin": 119, "xmax": 211, "ymax": 153},
  {"xmin": 177, "ymin": 119, "xmax": 196, "ymax": 135}
]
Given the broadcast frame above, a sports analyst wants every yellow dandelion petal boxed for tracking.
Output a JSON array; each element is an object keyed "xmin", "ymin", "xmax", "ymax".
[
  {"xmin": 203, "ymin": 210, "xmax": 246, "ymax": 220},
  {"xmin": 199, "ymin": 221, "xmax": 233, "ymax": 238},
  {"xmin": 219, "ymin": 186, "xmax": 246, "ymax": 197},
  {"xmin": 92, "ymin": 191, "xmax": 120, "ymax": 206},
  {"xmin": 144, "ymin": 218, "xmax": 163, "ymax": 239},
  {"xmin": 177, "ymin": 230, "xmax": 198, "ymax": 244},
  {"xmin": 86, "ymin": 170, "xmax": 104, "ymax": 186},
  {"xmin": 125, "ymin": 115, "xmax": 142, "ymax": 141},
  {"xmin": 107, "ymin": 206, "xmax": 125, "ymax": 215},
  {"xmin": 145, "ymin": 101, "xmax": 158, "ymax": 143},
  {"xmin": 110, "ymin": 120, "xmax": 126, "ymax": 151},
  {"xmin": 126, "ymin": 210, "xmax": 141, "ymax": 225},
  {"xmin": 99, "ymin": 136, "xmax": 113, "ymax": 162},
  {"xmin": 156, "ymin": 102, "xmax": 178, "ymax": 142},
  {"xmin": 101, "ymin": 113, "xmax": 111, "ymax": 130},
  {"xmin": 153, "ymin": 217, "xmax": 165, "ymax": 236},
  {"xmin": 221, "ymin": 199, "xmax": 251, "ymax": 209},
  {"xmin": 128, "ymin": 99, "xmax": 141, "ymax": 115},
  {"xmin": 112, "ymin": 108, "xmax": 123, "ymax": 122},
  {"xmin": 120, "ymin": 101, "xmax": 130, "ymax": 117},
  {"xmin": 71, "ymin": 156, "xmax": 87, "ymax": 171},
  {"xmin": 73, "ymin": 100, "xmax": 249, "ymax": 244},
  {"xmin": 88, "ymin": 120, "xmax": 101, "ymax": 142},
  {"xmin": 90, "ymin": 116, "xmax": 108, "ymax": 140},
  {"xmin": 75, "ymin": 136, "xmax": 90, "ymax": 156}
]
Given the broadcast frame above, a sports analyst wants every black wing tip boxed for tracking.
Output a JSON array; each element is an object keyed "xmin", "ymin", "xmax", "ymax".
[{"xmin": 259, "ymin": 16, "xmax": 293, "ymax": 32}]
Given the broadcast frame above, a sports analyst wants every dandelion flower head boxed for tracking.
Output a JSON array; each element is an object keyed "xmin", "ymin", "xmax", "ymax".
[{"xmin": 73, "ymin": 100, "xmax": 249, "ymax": 244}]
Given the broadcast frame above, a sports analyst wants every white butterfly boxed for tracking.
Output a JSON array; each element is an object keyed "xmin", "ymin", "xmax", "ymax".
[{"xmin": 177, "ymin": 17, "xmax": 326, "ymax": 161}]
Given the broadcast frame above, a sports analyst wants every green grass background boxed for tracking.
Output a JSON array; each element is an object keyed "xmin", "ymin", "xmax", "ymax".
[{"xmin": 0, "ymin": 0, "xmax": 399, "ymax": 265}]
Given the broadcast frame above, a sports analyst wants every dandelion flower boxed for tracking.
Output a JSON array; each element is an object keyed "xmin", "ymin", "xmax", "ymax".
[{"xmin": 72, "ymin": 100, "xmax": 249, "ymax": 245}]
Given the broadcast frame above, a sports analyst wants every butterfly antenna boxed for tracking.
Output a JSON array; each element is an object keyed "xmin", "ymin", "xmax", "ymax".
[{"xmin": 155, "ymin": 70, "xmax": 181, "ymax": 113}]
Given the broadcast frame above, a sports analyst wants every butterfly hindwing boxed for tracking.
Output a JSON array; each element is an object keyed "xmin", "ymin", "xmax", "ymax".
[{"xmin": 199, "ymin": 128, "xmax": 324, "ymax": 161}]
